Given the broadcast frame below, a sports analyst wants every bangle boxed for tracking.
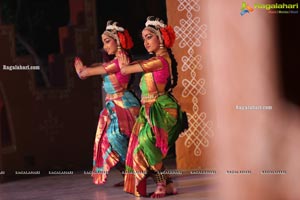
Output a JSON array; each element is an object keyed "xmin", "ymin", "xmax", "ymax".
[{"xmin": 137, "ymin": 62, "xmax": 145, "ymax": 72}]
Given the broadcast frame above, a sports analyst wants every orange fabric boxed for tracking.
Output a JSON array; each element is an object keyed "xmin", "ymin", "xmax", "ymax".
[
  {"xmin": 140, "ymin": 57, "xmax": 163, "ymax": 72},
  {"xmin": 103, "ymin": 62, "xmax": 118, "ymax": 74},
  {"xmin": 166, "ymin": 1, "xmax": 214, "ymax": 170}
]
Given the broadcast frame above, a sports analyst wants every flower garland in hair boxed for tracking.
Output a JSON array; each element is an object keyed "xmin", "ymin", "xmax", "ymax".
[
  {"xmin": 144, "ymin": 16, "xmax": 176, "ymax": 48},
  {"xmin": 160, "ymin": 25, "xmax": 176, "ymax": 48},
  {"xmin": 117, "ymin": 29, "xmax": 134, "ymax": 50},
  {"xmin": 106, "ymin": 23, "xmax": 124, "ymax": 32}
]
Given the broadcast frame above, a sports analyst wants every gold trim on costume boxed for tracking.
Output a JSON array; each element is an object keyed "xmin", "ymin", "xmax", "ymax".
[
  {"xmin": 106, "ymin": 91, "xmax": 124, "ymax": 100},
  {"xmin": 141, "ymin": 92, "xmax": 165, "ymax": 103},
  {"xmin": 104, "ymin": 61, "xmax": 118, "ymax": 74},
  {"xmin": 140, "ymin": 58, "xmax": 163, "ymax": 72}
]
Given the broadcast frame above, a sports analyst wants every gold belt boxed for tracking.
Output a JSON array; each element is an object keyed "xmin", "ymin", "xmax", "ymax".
[
  {"xmin": 141, "ymin": 92, "xmax": 165, "ymax": 103},
  {"xmin": 106, "ymin": 91, "xmax": 125, "ymax": 100}
]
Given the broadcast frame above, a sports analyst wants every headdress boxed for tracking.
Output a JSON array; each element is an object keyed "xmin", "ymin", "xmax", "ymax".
[
  {"xmin": 102, "ymin": 20, "xmax": 133, "ymax": 50},
  {"xmin": 144, "ymin": 16, "xmax": 176, "ymax": 48}
]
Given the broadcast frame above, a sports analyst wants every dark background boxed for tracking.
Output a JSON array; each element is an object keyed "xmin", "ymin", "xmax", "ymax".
[
  {"xmin": 0, "ymin": 0, "xmax": 299, "ymax": 182},
  {"xmin": 1, "ymin": 0, "xmax": 298, "ymax": 105}
]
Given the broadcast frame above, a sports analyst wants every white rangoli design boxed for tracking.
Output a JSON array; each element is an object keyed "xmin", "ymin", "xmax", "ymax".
[{"xmin": 174, "ymin": 0, "xmax": 213, "ymax": 156}]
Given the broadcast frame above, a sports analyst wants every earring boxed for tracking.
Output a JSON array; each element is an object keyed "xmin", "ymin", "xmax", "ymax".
[
  {"xmin": 159, "ymin": 43, "xmax": 164, "ymax": 49},
  {"xmin": 117, "ymin": 46, "xmax": 122, "ymax": 52}
]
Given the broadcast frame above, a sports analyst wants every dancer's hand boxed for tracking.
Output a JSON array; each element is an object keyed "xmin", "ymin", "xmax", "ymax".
[
  {"xmin": 74, "ymin": 57, "xmax": 87, "ymax": 79},
  {"xmin": 117, "ymin": 50, "xmax": 129, "ymax": 69},
  {"xmin": 74, "ymin": 57, "xmax": 84, "ymax": 74}
]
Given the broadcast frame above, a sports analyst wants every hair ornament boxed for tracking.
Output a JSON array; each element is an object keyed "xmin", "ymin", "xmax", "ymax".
[
  {"xmin": 144, "ymin": 16, "xmax": 176, "ymax": 48},
  {"xmin": 102, "ymin": 20, "xmax": 133, "ymax": 50},
  {"xmin": 105, "ymin": 20, "xmax": 125, "ymax": 32},
  {"xmin": 145, "ymin": 16, "xmax": 166, "ymax": 29}
]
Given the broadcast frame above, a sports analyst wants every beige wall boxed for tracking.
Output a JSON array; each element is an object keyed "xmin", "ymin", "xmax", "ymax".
[{"xmin": 167, "ymin": 0, "xmax": 300, "ymax": 199}]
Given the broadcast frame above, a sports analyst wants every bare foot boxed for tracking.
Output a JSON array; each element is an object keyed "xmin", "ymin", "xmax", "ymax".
[
  {"xmin": 150, "ymin": 183, "xmax": 166, "ymax": 198},
  {"xmin": 166, "ymin": 182, "xmax": 177, "ymax": 195}
]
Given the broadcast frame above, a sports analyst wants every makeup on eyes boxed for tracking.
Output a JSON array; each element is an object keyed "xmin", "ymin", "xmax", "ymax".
[
  {"xmin": 143, "ymin": 34, "xmax": 153, "ymax": 41},
  {"xmin": 103, "ymin": 39, "xmax": 110, "ymax": 43}
]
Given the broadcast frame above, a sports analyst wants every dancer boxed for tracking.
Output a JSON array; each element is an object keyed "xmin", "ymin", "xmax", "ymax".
[
  {"xmin": 74, "ymin": 20, "xmax": 140, "ymax": 185},
  {"xmin": 119, "ymin": 16, "xmax": 188, "ymax": 198}
]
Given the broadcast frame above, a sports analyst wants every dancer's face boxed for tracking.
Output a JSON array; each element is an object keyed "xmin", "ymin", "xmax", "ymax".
[
  {"xmin": 142, "ymin": 29, "xmax": 160, "ymax": 53},
  {"xmin": 101, "ymin": 34, "xmax": 118, "ymax": 55}
]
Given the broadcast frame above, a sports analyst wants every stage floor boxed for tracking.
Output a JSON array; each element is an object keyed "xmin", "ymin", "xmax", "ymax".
[{"xmin": 0, "ymin": 169, "xmax": 215, "ymax": 200}]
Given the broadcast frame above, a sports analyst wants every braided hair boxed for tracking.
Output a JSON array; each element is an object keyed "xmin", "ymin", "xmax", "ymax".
[
  {"xmin": 143, "ymin": 16, "xmax": 178, "ymax": 92},
  {"xmin": 165, "ymin": 48, "xmax": 178, "ymax": 92}
]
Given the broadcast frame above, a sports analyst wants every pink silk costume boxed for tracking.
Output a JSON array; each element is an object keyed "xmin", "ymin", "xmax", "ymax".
[
  {"xmin": 92, "ymin": 58, "xmax": 140, "ymax": 184},
  {"xmin": 124, "ymin": 50, "xmax": 185, "ymax": 196}
]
